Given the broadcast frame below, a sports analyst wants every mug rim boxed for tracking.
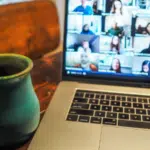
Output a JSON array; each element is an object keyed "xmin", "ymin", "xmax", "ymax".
[{"xmin": 0, "ymin": 53, "xmax": 33, "ymax": 80}]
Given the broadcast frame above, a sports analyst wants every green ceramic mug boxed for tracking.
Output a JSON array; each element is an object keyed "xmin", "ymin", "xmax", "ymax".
[{"xmin": 0, "ymin": 54, "xmax": 40, "ymax": 148}]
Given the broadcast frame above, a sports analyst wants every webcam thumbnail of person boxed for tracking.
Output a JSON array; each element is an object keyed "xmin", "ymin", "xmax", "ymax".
[
  {"xmin": 132, "ymin": 36, "xmax": 150, "ymax": 54},
  {"xmin": 132, "ymin": 56, "xmax": 150, "ymax": 76},
  {"xmin": 98, "ymin": 54, "xmax": 133, "ymax": 74},
  {"xmin": 134, "ymin": 15, "xmax": 150, "ymax": 35},
  {"xmin": 66, "ymin": 33, "xmax": 100, "ymax": 53},
  {"xmin": 67, "ymin": 15, "xmax": 101, "ymax": 35},
  {"xmin": 99, "ymin": 35, "xmax": 129, "ymax": 54},
  {"xmin": 68, "ymin": 0, "xmax": 102, "ymax": 15},
  {"xmin": 66, "ymin": 51, "xmax": 99, "ymax": 72}
]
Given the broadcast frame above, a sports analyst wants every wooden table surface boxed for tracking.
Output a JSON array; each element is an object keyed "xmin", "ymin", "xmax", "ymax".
[{"xmin": 17, "ymin": 45, "xmax": 62, "ymax": 150}]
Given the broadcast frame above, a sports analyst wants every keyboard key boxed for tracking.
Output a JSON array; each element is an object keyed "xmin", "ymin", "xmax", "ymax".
[
  {"xmin": 67, "ymin": 115, "xmax": 78, "ymax": 121},
  {"xmin": 127, "ymin": 97, "xmax": 131, "ymax": 102},
  {"xmin": 124, "ymin": 108, "xmax": 135, "ymax": 114},
  {"xmin": 130, "ymin": 115, "xmax": 141, "ymax": 121},
  {"xmin": 107, "ymin": 112, "xmax": 117, "ymax": 118},
  {"xmin": 100, "ymin": 95, "xmax": 105, "ymax": 99},
  {"xmin": 90, "ymin": 105, "xmax": 100, "ymax": 110},
  {"xmin": 111, "ymin": 101, "xmax": 120, "ymax": 106},
  {"xmin": 95, "ymin": 111, "xmax": 105, "ymax": 117},
  {"xmin": 119, "ymin": 113, "xmax": 129, "ymax": 120},
  {"xmin": 79, "ymin": 116, "xmax": 90, "ymax": 123},
  {"xmin": 102, "ymin": 106, "xmax": 112, "ymax": 111},
  {"xmin": 133, "ymin": 103, "xmax": 143, "ymax": 108},
  {"xmin": 95, "ymin": 94, "xmax": 100, "ymax": 99},
  {"xmin": 122, "ymin": 96, "xmax": 126, "ymax": 101},
  {"xmin": 113, "ymin": 107, "xmax": 123, "ymax": 112},
  {"xmin": 136, "ymin": 109, "xmax": 146, "ymax": 115},
  {"xmin": 122, "ymin": 102, "xmax": 131, "ymax": 107},
  {"xmin": 100, "ymin": 100, "xmax": 109, "ymax": 105},
  {"xmin": 85, "ymin": 93, "xmax": 94, "ymax": 98},
  {"xmin": 118, "ymin": 120, "xmax": 150, "ymax": 129},
  {"xmin": 73, "ymin": 98, "xmax": 88, "ymax": 103},
  {"xmin": 132, "ymin": 97, "xmax": 137, "ymax": 102},
  {"xmin": 106, "ymin": 95, "xmax": 110, "ymax": 100},
  {"xmin": 147, "ymin": 110, "xmax": 150, "ymax": 115},
  {"xmin": 143, "ymin": 116, "xmax": 150, "ymax": 122},
  {"xmin": 116, "ymin": 96, "xmax": 121, "ymax": 101},
  {"xmin": 138, "ymin": 98, "xmax": 147, "ymax": 103},
  {"xmin": 75, "ymin": 92, "xmax": 84, "ymax": 98},
  {"xmin": 103, "ymin": 118, "xmax": 117, "ymax": 125},
  {"xmin": 71, "ymin": 103, "xmax": 89, "ymax": 109},
  {"xmin": 144, "ymin": 104, "xmax": 150, "ymax": 109},
  {"xmin": 110, "ymin": 95, "xmax": 115, "ymax": 100},
  {"xmin": 127, "ymin": 97, "xmax": 136, "ymax": 102},
  {"xmin": 91, "ymin": 117, "xmax": 102, "ymax": 124},
  {"xmin": 69, "ymin": 109, "xmax": 94, "ymax": 116},
  {"xmin": 89, "ymin": 99, "xmax": 99, "ymax": 104}
]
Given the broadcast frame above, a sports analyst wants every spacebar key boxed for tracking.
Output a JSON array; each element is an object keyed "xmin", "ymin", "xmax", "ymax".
[
  {"xmin": 69, "ymin": 109, "xmax": 94, "ymax": 116},
  {"xmin": 118, "ymin": 120, "xmax": 150, "ymax": 129}
]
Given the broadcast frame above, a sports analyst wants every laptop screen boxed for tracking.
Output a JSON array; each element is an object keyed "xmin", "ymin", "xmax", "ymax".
[{"xmin": 64, "ymin": 0, "xmax": 150, "ymax": 81}]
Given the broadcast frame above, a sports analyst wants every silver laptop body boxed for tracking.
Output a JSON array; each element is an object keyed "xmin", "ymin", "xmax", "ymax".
[{"xmin": 28, "ymin": 0, "xmax": 150, "ymax": 150}]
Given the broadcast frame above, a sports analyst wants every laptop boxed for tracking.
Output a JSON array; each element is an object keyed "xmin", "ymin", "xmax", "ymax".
[{"xmin": 28, "ymin": 0, "xmax": 150, "ymax": 150}]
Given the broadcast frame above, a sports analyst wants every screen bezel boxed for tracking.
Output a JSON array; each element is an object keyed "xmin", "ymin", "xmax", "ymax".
[{"xmin": 62, "ymin": 0, "xmax": 150, "ymax": 87}]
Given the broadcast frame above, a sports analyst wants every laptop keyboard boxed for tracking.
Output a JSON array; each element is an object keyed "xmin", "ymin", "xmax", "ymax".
[{"xmin": 66, "ymin": 90, "xmax": 150, "ymax": 129}]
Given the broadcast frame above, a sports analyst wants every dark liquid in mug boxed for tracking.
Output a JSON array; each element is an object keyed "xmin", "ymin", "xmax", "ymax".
[{"xmin": 0, "ymin": 65, "xmax": 23, "ymax": 77}]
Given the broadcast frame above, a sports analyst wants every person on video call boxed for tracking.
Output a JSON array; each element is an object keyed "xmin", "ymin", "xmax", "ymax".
[
  {"xmin": 77, "ymin": 40, "xmax": 92, "ymax": 53},
  {"xmin": 110, "ymin": 58, "xmax": 121, "ymax": 73},
  {"xmin": 141, "ymin": 60, "xmax": 150, "ymax": 74},
  {"xmin": 81, "ymin": 24, "xmax": 95, "ymax": 35},
  {"xmin": 75, "ymin": 52, "xmax": 98, "ymax": 71},
  {"xmin": 110, "ymin": 36, "xmax": 121, "ymax": 54},
  {"xmin": 137, "ymin": 23, "xmax": 150, "ymax": 35},
  {"xmin": 107, "ymin": 21, "xmax": 124, "ymax": 38},
  {"xmin": 136, "ymin": 25, "xmax": 146, "ymax": 34},
  {"xmin": 73, "ymin": 0, "xmax": 93, "ymax": 15},
  {"xmin": 93, "ymin": 0, "xmax": 102, "ymax": 15},
  {"xmin": 110, "ymin": 0, "xmax": 131, "ymax": 26},
  {"xmin": 141, "ymin": 43, "xmax": 150, "ymax": 54},
  {"xmin": 111, "ymin": 0, "xmax": 123, "ymax": 15}
]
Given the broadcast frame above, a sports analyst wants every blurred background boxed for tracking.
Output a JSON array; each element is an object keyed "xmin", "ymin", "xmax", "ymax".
[
  {"xmin": 52, "ymin": 0, "xmax": 65, "ymax": 42},
  {"xmin": 0, "ymin": 0, "xmax": 65, "ymax": 42}
]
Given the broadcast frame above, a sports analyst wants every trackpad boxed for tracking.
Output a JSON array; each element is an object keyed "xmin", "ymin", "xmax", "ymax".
[{"xmin": 100, "ymin": 126, "xmax": 150, "ymax": 150}]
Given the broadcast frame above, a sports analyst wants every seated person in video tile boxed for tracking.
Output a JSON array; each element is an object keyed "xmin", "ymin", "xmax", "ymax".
[
  {"xmin": 132, "ymin": 56, "xmax": 150, "ymax": 76},
  {"xmin": 110, "ymin": 58, "xmax": 121, "ymax": 73},
  {"xmin": 75, "ymin": 52, "xmax": 98, "ymax": 71},
  {"xmin": 73, "ymin": 0, "xmax": 93, "ymax": 15},
  {"xmin": 106, "ymin": 21, "xmax": 124, "ymax": 38},
  {"xmin": 110, "ymin": 0, "xmax": 131, "ymax": 26},
  {"xmin": 110, "ymin": 36, "xmax": 121, "ymax": 54},
  {"xmin": 77, "ymin": 40, "xmax": 92, "ymax": 53},
  {"xmin": 136, "ymin": 23, "xmax": 150, "ymax": 35},
  {"xmin": 141, "ymin": 60, "xmax": 150, "ymax": 74},
  {"xmin": 141, "ymin": 44, "xmax": 150, "ymax": 54},
  {"xmin": 81, "ymin": 24, "xmax": 95, "ymax": 35},
  {"xmin": 136, "ymin": 25, "xmax": 146, "ymax": 35},
  {"xmin": 93, "ymin": 0, "xmax": 102, "ymax": 15}
]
